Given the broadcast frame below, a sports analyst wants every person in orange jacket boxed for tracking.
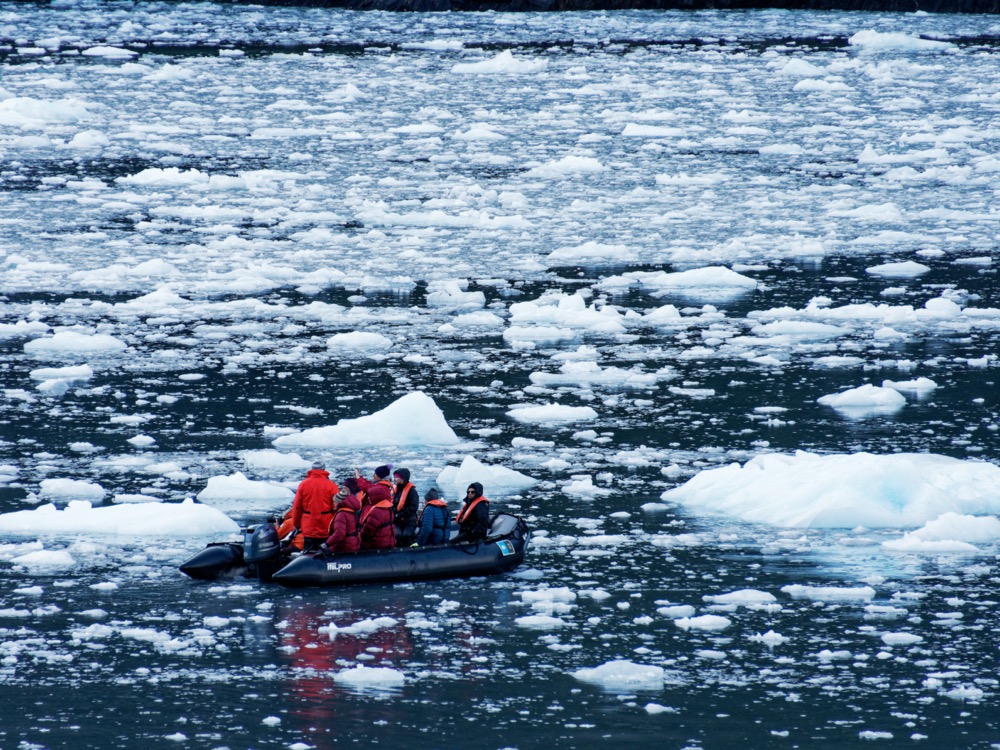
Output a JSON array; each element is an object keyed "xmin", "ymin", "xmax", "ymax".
[
  {"xmin": 276, "ymin": 508, "xmax": 305, "ymax": 551},
  {"xmin": 291, "ymin": 461, "xmax": 340, "ymax": 551}
]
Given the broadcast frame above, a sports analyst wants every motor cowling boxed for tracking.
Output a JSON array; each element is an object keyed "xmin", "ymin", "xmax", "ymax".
[{"xmin": 243, "ymin": 521, "xmax": 280, "ymax": 563}]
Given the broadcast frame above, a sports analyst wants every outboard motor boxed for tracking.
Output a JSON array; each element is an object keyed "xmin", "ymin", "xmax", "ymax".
[{"xmin": 243, "ymin": 520, "xmax": 282, "ymax": 581}]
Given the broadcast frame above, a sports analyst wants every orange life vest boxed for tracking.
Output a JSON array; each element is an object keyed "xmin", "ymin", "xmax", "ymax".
[
  {"xmin": 456, "ymin": 496, "xmax": 489, "ymax": 524},
  {"xmin": 417, "ymin": 498, "xmax": 448, "ymax": 523},
  {"xmin": 394, "ymin": 482, "xmax": 415, "ymax": 513},
  {"xmin": 360, "ymin": 499, "xmax": 394, "ymax": 524}
]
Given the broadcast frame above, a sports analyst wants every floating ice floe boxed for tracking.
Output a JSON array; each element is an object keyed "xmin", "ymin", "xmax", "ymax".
[
  {"xmin": 0, "ymin": 96, "xmax": 93, "ymax": 127},
  {"xmin": 451, "ymin": 50, "xmax": 547, "ymax": 75},
  {"xmin": 561, "ymin": 475, "xmax": 612, "ymax": 497},
  {"xmin": 515, "ymin": 614, "xmax": 568, "ymax": 630},
  {"xmin": 749, "ymin": 630, "xmax": 789, "ymax": 646},
  {"xmin": 865, "ymin": 260, "xmax": 931, "ymax": 278},
  {"xmin": 545, "ymin": 241, "xmax": 637, "ymax": 266},
  {"xmin": 782, "ymin": 585, "xmax": 876, "ymax": 602},
  {"xmin": 882, "ymin": 512, "xmax": 1000, "ymax": 553},
  {"xmin": 506, "ymin": 404, "xmax": 598, "ymax": 425},
  {"xmin": 320, "ymin": 616, "xmax": 399, "ymax": 638},
  {"xmin": 196, "ymin": 471, "xmax": 293, "ymax": 511},
  {"xmin": 848, "ymin": 30, "xmax": 956, "ymax": 53},
  {"xmin": 425, "ymin": 280, "xmax": 486, "ymax": 310},
  {"xmin": 11, "ymin": 549, "xmax": 76, "ymax": 570},
  {"xmin": 29, "ymin": 364, "xmax": 95, "ymax": 394},
  {"xmin": 817, "ymin": 383, "xmax": 907, "ymax": 417},
  {"xmin": 0, "ymin": 498, "xmax": 239, "ymax": 536},
  {"xmin": 333, "ymin": 665, "xmax": 405, "ymax": 692},
  {"xmin": 81, "ymin": 45, "xmax": 138, "ymax": 58},
  {"xmin": 598, "ymin": 266, "xmax": 758, "ymax": 301},
  {"xmin": 674, "ymin": 614, "xmax": 732, "ymax": 631},
  {"xmin": 571, "ymin": 660, "xmax": 664, "ymax": 692},
  {"xmin": 526, "ymin": 156, "xmax": 606, "ymax": 179},
  {"xmin": 116, "ymin": 167, "xmax": 209, "ymax": 186},
  {"xmin": 661, "ymin": 451, "xmax": 1000, "ymax": 528},
  {"xmin": 24, "ymin": 331, "xmax": 127, "ymax": 357},
  {"xmin": 39, "ymin": 478, "xmax": 107, "ymax": 503},
  {"xmin": 327, "ymin": 331, "xmax": 393, "ymax": 354},
  {"xmin": 435, "ymin": 455, "xmax": 536, "ymax": 500},
  {"xmin": 529, "ymin": 361, "xmax": 665, "ymax": 389},
  {"xmin": 240, "ymin": 450, "xmax": 311, "ymax": 472},
  {"xmin": 703, "ymin": 589, "xmax": 777, "ymax": 607},
  {"xmin": 778, "ymin": 57, "xmax": 827, "ymax": 78},
  {"xmin": 273, "ymin": 391, "xmax": 460, "ymax": 448},
  {"xmin": 881, "ymin": 377, "xmax": 937, "ymax": 395},
  {"xmin": 506, "ymin": 293, "xmax": 626, "ymax": 339}
]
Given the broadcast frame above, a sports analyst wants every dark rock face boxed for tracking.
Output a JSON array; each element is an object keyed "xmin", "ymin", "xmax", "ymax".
[{"xmin": 221, "ymin": 0, "xmax": 1000, "ymax": 12}]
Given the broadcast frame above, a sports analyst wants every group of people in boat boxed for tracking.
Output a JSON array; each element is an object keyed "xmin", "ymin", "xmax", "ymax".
[{"xmin": 277, "ymin": 462, "xmax": 491, "ymax": 556}]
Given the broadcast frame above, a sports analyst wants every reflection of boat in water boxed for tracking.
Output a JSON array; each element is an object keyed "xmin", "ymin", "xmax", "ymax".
[{"xmin": 180, "ymin": 513, "xmax": 530, "ymax": 587}]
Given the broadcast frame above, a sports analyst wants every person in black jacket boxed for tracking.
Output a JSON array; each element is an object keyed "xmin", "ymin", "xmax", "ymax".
[
  {"xmin": 392, "ymin": 468, "xmax": 420, "ymax": 546},
  {"xmin": 453, "ymin": 482, "xmax": 490, "ymax": 544}
]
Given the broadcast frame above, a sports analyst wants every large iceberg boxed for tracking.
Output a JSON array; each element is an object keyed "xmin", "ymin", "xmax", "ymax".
[
  {"xmin": 273, "ymin": 391, "xmax": 460, "ymax": 448},
  {"xmin": 0, "ymin": 499, "xmax": 239, "ymax": 536},
  {"xmin": 661, "ymin": 451, "xmax": 1000, "ymax": 528}
]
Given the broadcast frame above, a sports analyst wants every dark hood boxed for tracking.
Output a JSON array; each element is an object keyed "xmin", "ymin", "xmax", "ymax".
[
  {"xmin": 394, "ymin": 468, "xmax": 411, "ymax": 484},
  {"xmin": 467, "ymin": 482, "xmax": 484, "ymax": 499},
  {"xmin": 340, "ymin": 493, "xmax": 361, "ymax": 512}
]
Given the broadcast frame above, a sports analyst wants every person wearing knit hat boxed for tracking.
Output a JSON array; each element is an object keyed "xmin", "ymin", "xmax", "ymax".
[
  {"xmin": 413, "ymin": 487, "xmax": 450, "ymax": 547},
  {"xmin": 354, "ymin": 465, "xmax": 394, "ymax": 514}
]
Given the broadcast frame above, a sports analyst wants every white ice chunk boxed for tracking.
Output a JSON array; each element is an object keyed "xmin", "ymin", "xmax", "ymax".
[
  {"xmin": 782, "ymin": 585, "xmax": 876, "ymax": 602},
  {"xmin": 0, "ymin": 499, "xmax": 238, "ymax": 536},
  {"xmin": 571, "ymin": 660, "xmax": 664, "ymax": 692},
  {"xmin": 817, "ymin": 384, "xmax": 906, "ymax": 417},
  {"xmin": 273, "ymin": 392, "xmax": 460, "ymax": 448},
  {"xmin": 865, "ymin": 261, "xmax": 931, "ymax": 278},
  {"xmin": 662, "ymin": 452, "xmax": 1000, "ymax": 528},
  {"xmin": 333, "ymin": 665, "xmax": 405, "ymax": 691},
  {"xmin": 883, "ymin": 512, "xmax": 1000, "ymax": 553},
  {"xmin": 506, "ymin": 404, "xmax": 598, "ymax": 425},
  {"xmin": 546, "ymin": 241, "xmax": 637, "ymax": 265},
  {"xmin": 703, "ymin": 589, "xmax": 777, "ymax": 606},
  {"xmin": 435, "ymin": 456, "xmax": 536, "ymax": 500},
  {"xmin": 11, "ymin": 549, "xmax": 76, "ymax": 570},
  {"xmin": 674, "ymin": 614, "xmax": 732, "ymax": 631},
  {"xmin": 320, "ymin": 616, "xmax": 398, "ymax": 638},
  {"xmin": 451, "ymin": 50, "xmax": 547, "ymax": 74},
  {"xmin": 327, "ymin": 331, "xmax": 393, "ymax": 353},
  {"xmin": 848, "ymin": 30, "xmax": 955, "ymax": 52},
  {"xmin": 24, "ymin": 331, "xmax": 126, "ymax": 356},
  {"xmin": 39, "ymin": 478, "xmax": 106, "ymax": 502},
  {"xmin": 240, "ymin": 450, "xmax": 311, "ymax": 471},
  {"xmin": 196, "ymin": 472, "xmax": 293, "ymax": 510}
]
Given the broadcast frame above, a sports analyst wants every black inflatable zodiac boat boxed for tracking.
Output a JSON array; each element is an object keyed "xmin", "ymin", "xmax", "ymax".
[{"xmin": 179, "ymin": 513, "xmax": 530, "ymax": 587}]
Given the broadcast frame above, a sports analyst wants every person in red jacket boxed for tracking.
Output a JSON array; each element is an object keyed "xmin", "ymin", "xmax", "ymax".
[
  {"xmin": 359, "ymin": 479, "xmax": 395, "ymax": 550},
  {"xmin": 321, "ymin": 489, "xmax": 361, "ymax": 554},
  {"xmin": 291, "ymin": 461, "xmax": 340, "ymax": 551},
  {"xmin": 355, "ymin": 464, "xmax": 393, "ymax": 502}
]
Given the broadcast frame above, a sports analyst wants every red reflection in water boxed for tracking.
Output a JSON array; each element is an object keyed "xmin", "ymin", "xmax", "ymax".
[{"xmin": 276, "ymin": 600, "xmax": 414, "ymax": 737}]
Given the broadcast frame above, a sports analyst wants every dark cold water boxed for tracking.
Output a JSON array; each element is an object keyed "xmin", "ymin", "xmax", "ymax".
[{"xmin": 2, "ymin": 4, "xmax": 1000, "ymax": 749}]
